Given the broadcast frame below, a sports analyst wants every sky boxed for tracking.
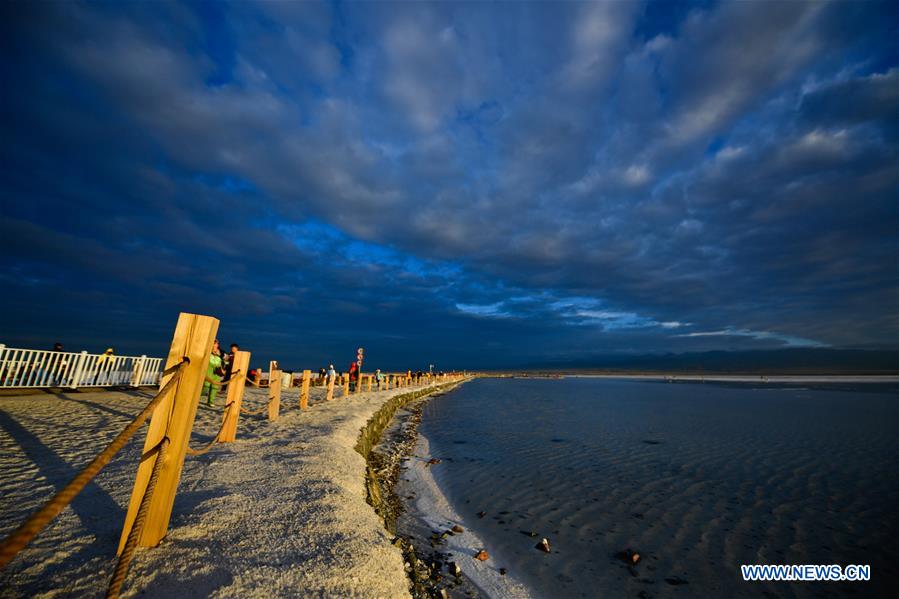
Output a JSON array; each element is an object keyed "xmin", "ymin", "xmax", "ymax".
[{"xmin": 1, "ymin": 0, "xmax": 897, "ymax": 370}]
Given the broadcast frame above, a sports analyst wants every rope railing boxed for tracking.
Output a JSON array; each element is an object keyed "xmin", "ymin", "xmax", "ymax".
[
  {"xmin": 0, "ymin": 358, "xmax": 189, "ymax": 570},
  {"xmin": 202, "ymin": 369, "xmax": 243, "ymax": 389},
  {"xmin": 203, "ymin": 376, "xmax": 224, "ymax": 387},
  {"xmin": 106, "ymin": 435, "xmax": 170, "ymax": 599},
  {"xmin": 185, "ymin": 402, "xmax": 234, "ymax": 456},
  {"xmin": 240, "ymin": 403, "xmax": 270, "ymax": 416}
]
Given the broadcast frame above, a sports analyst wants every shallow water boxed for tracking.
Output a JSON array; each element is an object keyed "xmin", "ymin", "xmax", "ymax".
[{"xmin": 416, "ymin": 377, "xmax": 899, "ymax": 598}]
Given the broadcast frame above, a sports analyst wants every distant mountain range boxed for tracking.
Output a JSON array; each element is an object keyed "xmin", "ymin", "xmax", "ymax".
[{"xmin": 517, "ymin": 348, "xmax": 899, "ymax": 375}]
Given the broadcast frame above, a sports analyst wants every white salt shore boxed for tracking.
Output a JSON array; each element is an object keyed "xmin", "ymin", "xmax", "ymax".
[
  {"xmin": 0, "ymin": 381, "xmax": 460, "ymax": 598},
  {"xmin": 397, "ymin": 435, "xmax": 532, "ymax": 599}
]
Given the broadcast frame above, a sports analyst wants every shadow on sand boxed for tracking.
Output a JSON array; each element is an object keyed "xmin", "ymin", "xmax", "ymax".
[{"xmin": 0, "ymin": 409, "xmax": 126, "ymax": 591}]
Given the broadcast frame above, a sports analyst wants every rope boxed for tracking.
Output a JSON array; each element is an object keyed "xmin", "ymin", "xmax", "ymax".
[
  {"xmin": 239, "ymin": 381, "xmax": 277, "ymax": 415},
  {"xmin": 239, "ymin": 404, "xmax": 269, "ymax": 416},
  {"xmin": 185, "ymin": 432, "xmax": 221, "ymax": 456},
  {"xmin": 206, "ymin": 369, "xmax": 244, "ymax": 389},
  {"xmin": 223, "ymin": 369, "xmax": 243, "ymax": 382},
  {"xmin": 105, "ymin": 436, "xmax": 170, "ymax": 598},
  {"xmin": 160, "ymin": 362, "xmax": 186, "ymax": 377},
  {"xmin": 185, "ymin": 402, "xmax": 233, "ymax": 456},
  {"xmin": 0, "ymin": 360, "xmax": 188, "ymax": 570}
]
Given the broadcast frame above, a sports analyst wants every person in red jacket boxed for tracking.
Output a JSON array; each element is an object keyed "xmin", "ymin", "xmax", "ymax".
[{"xmin": 348, "ymin": 361, "xmax": 359, "ymax": 392}]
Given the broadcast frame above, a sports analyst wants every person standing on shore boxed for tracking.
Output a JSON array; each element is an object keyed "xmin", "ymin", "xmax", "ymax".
[
  {"xmin": 46, "ymin": 342, "xmax": 65, "ymax": 385},
  {"xmin": 328, "ymin": 364, "xmax": 337, "ymax": 384},
  {"xmin": 318, "ymin": 367, "xmax": 327, "ymax": 386},
  {"xmin": 375, "ymin": 368, "xmax": 383, "ymax": 390},
  {"xmin": 222, "ymin": 343, "xmax": 240, "ymax": 392},
  {"xmin": 222, "ymin": 343, "xmax": 239, "ymax": 383},
  {"xmin": 94, "ymin": 348, "xmax": 114, "ymax": 385},
  {"xmin": 202, "ymin": 339, "xmax": 224, "ymax": 407},
  {"xmin": 348, "ymin": 361, "xmax": 358, "ymax": 392}
]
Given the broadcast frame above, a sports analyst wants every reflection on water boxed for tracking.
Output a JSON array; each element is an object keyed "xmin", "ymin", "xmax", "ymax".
[{"xmin": 418, "ymin": 378, "xmax": 899, "ymax": 599}]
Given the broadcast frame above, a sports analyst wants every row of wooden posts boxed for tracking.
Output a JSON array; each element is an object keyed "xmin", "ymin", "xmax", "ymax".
[
  {"xmin": 118, "ymin": 312, "xmax": 465, "ymax": 554},
  {"xmin": 255, "ymin": 362, "xmax": 462, "ymax": 411}
]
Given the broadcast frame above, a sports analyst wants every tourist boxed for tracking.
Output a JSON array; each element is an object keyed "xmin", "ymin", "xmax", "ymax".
[
  {"xmin": 348, "ymin": 361, "xmax": 359, "ymax": 391},
  {"xmin": 202, "ymin": 339, "xmax": 224, "ymax": 407},
  {"xmin": 94, "ymin": 348, "xmax": 114, "ymax": 385},
  {"xmin": 223, "ymin": 343, "xmax": 239, "ymax": 382},
  {"xmin": 43, "ymin": 342, "xmax": 64, "ymax": 385}
]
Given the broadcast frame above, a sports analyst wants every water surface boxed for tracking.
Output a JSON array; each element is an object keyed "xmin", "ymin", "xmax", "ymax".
[{"xmin": 417, "ymin": 377, "xmax": 898, "ymax": 598}]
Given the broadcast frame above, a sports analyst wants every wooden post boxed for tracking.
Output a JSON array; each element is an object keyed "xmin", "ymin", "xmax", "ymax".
[
  {"xmin": 367, "ymin": 375, "xmax": 373, "ymax": 392},
  {"xmin": 268, "ymin": 373, "xmax": 280, "ymax": 421},
  {"xmin": 118, "ymin": 312, "xmax": 218, "ymax": 552},
  {"xmin": 220, "ymin": 350, "xmax": 251, "ymax": 442},
  {"xmin": 299, "ymin": 369, "xmax": 310, "ymax": 410},
  {"xmin": 355, "ymin": 371, "xmax": 363, "ymax": 394},
  {"xmin": 343, "ymin": 374, "xmax": 350, "ymax": 397},
  {"xmin": 253, "ymin": 369, "xmax": 261, "ymax": 387},
  {"xmin": 268, "ymin": 369, "xmax": 282, "ymax": 418},
  {"xmin": 267, "ymin": 360, "xmax": 276, "ymax": 387},
  {"xmin": 326, "ymin": 375, "xmax": 335, "ymax": 401}
]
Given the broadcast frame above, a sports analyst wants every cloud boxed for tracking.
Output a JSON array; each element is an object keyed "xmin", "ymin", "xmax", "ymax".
[
  {"xmin": 800, "ymin": 68, "xmax": 899, "ymax": 133},
  {"xmin": 678, "ymin": 329, "xmax": 827, "ymax": 348},
  {"xmin": 1, "ymin": 0, "xmax": 896, "ymax": 366},
  {"xmin": 455, "ymin": 302, "xmax": 511, "ymax": 318}
]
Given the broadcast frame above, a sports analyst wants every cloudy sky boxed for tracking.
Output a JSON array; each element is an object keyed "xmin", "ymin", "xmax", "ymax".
[{"xmin": 1, "ymin": 0, "xmax": 896, "ymax": 369}]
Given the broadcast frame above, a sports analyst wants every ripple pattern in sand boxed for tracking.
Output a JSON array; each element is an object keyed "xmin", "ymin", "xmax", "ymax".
[{"xmin": 417, "ymin": 378, "xmax": 898, "ymax": 599}]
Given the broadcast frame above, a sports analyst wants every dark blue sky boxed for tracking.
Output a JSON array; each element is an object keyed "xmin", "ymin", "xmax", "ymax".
[{"xmin": 1, "ymin": 1, "xmax": 897, "ymax": 370}]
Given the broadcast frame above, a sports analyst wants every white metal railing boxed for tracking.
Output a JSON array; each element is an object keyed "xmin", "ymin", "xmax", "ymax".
[{"xmin": 0, "ymin": 345, "xmax": 163, "ymax": 389}]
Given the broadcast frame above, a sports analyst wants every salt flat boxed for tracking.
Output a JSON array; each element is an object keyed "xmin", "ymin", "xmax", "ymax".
[{"xmin": 0, "ymin": 382, "xmax": 446, "ymax": 598}]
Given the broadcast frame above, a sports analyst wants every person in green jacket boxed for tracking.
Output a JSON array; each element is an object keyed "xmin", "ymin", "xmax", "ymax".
[{"xmin": 203, "ymin": 339, "xmax": 224, "ymax": 407}]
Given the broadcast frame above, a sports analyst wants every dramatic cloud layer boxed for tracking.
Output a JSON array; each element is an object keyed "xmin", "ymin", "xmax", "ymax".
[{"xmin": 1, "ymin": 0, "xmax": 896, "ymax": 368}]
